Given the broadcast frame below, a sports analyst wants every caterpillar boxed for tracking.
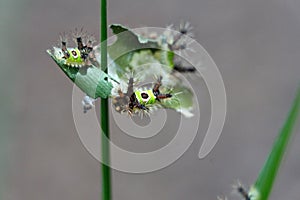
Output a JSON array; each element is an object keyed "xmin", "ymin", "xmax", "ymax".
[{"xmin": 112, "ymin": 76, "xmax": 172, "ymax": 115}]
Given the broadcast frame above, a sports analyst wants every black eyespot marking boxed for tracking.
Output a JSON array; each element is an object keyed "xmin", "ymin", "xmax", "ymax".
[
  {"xmin": 72, "ymin": 50, "xmax": 77, "ymax": 56},
  {"xmin": 141, "ymin": 92, "xmax": 149, "ymax": 99},
  {"xmin": 104, "ymin": 77, "xmax": 108, "ymax": 81}
]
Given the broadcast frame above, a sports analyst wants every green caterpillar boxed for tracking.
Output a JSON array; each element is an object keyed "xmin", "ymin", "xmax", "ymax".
[{"xmin": 112, "ymin": 76, "xmax": 173, "ymax": 115}]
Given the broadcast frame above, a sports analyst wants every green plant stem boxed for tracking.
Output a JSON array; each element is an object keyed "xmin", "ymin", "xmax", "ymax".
[
  {"xmin": 100, "ymin": 0, "xmax": 111, "ymax": 200},
  {"xmin": 253, "ymin": 86, "xmax": 300, "ymax": 200}
]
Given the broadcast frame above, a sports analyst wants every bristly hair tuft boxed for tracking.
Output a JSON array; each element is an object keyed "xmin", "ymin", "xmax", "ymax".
[
  {"xmin": 231, "ymin": 180, "xmax": 251, "ymax": 200},
  {"xmin": 59, "ymin": 32, "xmax": 69, "ymax": 44}
]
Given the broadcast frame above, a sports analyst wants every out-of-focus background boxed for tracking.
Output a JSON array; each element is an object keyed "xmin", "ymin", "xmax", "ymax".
[{"xmin": 1, "ymin": 0, "xmax": 300, "ymax": 199}]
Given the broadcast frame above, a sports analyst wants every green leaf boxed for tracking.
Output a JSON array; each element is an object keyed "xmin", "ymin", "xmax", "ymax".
[
  {"xmin": 105, "ymin": 24, "xmax": 174, "ymax": 78},
  {"xmin": 47, "ymin": 50, "xmax": 113, "ymax": 99},
  {"xmin": 249, "ymin": 86, "xmax": 300, "ymax": 200}
]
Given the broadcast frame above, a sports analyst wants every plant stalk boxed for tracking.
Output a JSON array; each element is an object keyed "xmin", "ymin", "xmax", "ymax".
[{"xmin": 100, "ymin": 0, "xmax": 111, "ymax": 200}]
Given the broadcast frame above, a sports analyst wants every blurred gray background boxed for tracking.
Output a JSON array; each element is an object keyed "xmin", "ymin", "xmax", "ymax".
[{"xmin": 1, "ymin": 0, "xmax": 300, "ymax": 199}]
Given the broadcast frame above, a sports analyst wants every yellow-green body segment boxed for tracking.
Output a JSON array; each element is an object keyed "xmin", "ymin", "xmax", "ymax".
[{"xmin": 135, "ymin": 90, "xmax": 156, "ymax": 105}]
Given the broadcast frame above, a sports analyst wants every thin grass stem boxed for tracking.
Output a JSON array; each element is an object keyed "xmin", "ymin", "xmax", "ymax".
[{"xmin": 100, "ymin": 0, "xmax": 111, "ymax": 200}]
